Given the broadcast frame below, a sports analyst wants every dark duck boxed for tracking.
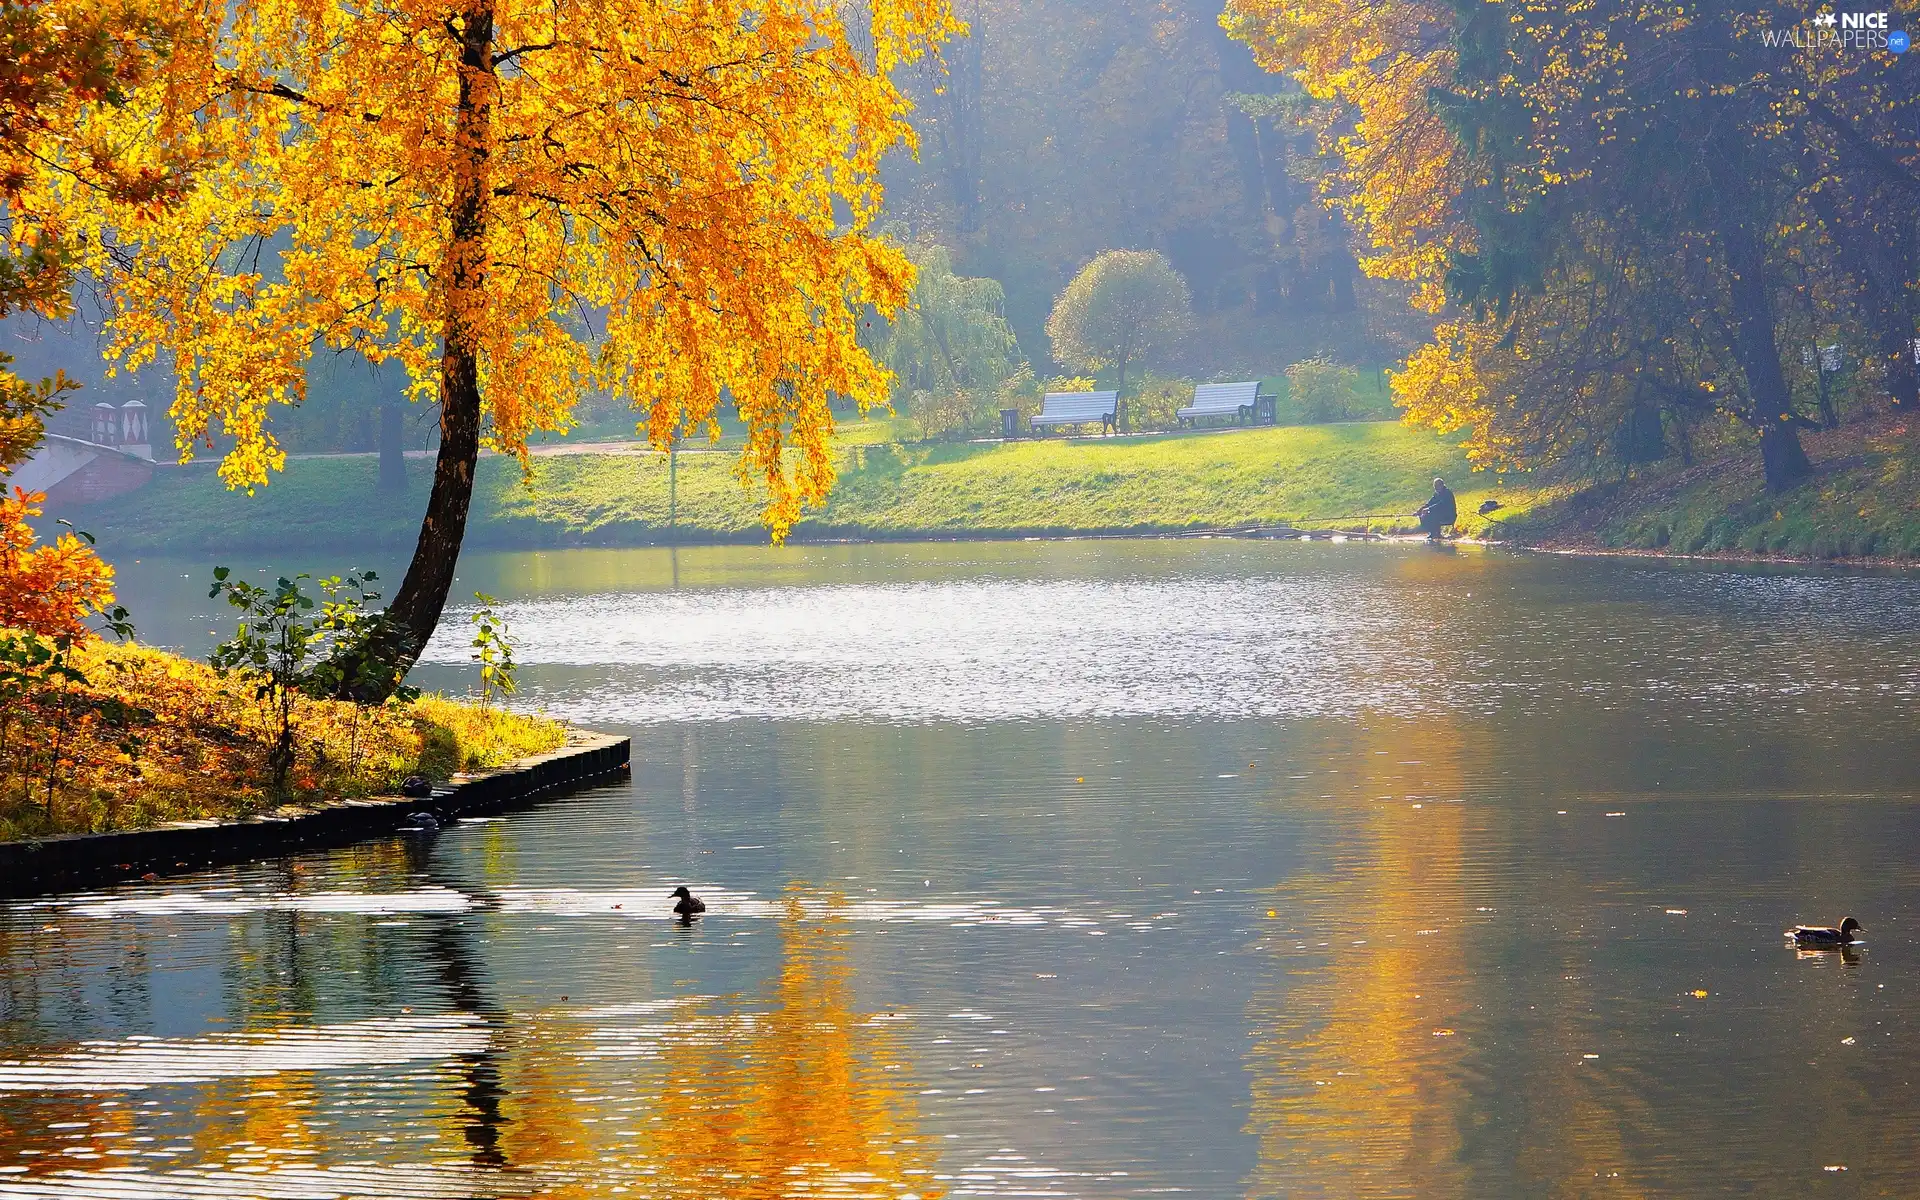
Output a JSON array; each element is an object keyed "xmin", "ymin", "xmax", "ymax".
[
  {"xmin": 670, "ymin": 886, "xmax": 706, "ymax": 918},
  {"xmin": 1787, "ymin": 916, "xmax": 1862, "ymax": 948}
]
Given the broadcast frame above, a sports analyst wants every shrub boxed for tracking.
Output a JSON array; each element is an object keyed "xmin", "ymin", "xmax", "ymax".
[
  {"xmin": 1284, "ymin": 358, "xmax": 1374, "ymax": 424},
  {"xmin": 1125, "ymin": 373, "xmax": 1195, "ymax": 433}
]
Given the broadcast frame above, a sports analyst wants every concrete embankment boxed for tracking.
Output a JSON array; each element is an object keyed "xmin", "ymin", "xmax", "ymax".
[{"xmin": 0, "ymin": 731, "xmax": 630, "ymax": 900}]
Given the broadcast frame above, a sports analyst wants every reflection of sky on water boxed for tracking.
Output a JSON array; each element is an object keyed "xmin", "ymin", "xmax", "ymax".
[
  {"xmin": 399, "ymin": 543, "xmax": 1920, "ymax": 727},
  {"xmin": 0, "ymin": 1015, "xmax": 488, "ymax": 1091},
  {"xmin": 14, "ymin": 542, "xmax": 1920, "ymax": 1196},
  {"xmin": 423, "ymin": 573, "xmax": 1417, "ymax": 724}
]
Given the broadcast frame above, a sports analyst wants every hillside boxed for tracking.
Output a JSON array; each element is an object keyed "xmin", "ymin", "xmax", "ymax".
[{"xmin": 1500, "ymin": 417, "xmax": 1920, "ymax": 562}]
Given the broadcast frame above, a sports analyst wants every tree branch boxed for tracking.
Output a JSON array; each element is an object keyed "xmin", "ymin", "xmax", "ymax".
[{"xmin": 1805, "ymin": 100, "xmax": 1920, "ymax": 194}]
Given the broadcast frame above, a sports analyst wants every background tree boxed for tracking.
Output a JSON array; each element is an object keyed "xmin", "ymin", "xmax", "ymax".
[
  {"xmin": 1045, "ymin": 250, "xmax": 1192, "ymax": 399},
  {"xmin": 884, "ymin": 0, "xmax": 1388, "ymax": 372},
  {"xmin": 867, "ymin": 243, "xmax": 1028, "ymax": 438},
  {"xmin": 1227, "ymin": 0, "xmax": 1919, "ymax": 492},
  {"xmin": 39, "ymin": 0, "xmax": 958, "ymax": 691},
  {"xmin": 1, "ymin": 0, "xmax": 178, "ymax": 467}
]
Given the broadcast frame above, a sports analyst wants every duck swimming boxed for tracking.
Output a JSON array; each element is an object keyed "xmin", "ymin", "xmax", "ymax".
[
  {"xmin": 670, "ymin": 886, "xmax": 706, "ymax": 918},
  {"xmin": 1787, "ymin": 916, "xmax": 1862, "ymax": 947}
]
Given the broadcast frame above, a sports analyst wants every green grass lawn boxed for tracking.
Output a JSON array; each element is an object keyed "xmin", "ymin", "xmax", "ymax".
[
  {"xmin": 814, "ymin": 422, "xmax": 1506, "ymax": 535},
  {"xmin": 65, "ymin": 421, "xmax": 1522, "ymax": 554}
]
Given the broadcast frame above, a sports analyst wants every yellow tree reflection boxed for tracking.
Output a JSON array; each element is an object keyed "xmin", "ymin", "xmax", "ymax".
[
  {"xmin": 501, "ymin": 889, "xmax": 941, "ymax": 1198},
  {"xmin": 1244, "ymin": 719, "xmax": 1660, "ymax": 1197},
  {"xmin": 1244, "ymin": 719, "xmax": 1476, "ymax": 1197}
]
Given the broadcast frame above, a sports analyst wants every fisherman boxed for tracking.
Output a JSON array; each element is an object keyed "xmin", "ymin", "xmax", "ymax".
[{"xmin": 1415, "ymin": 477, "xmax": 1457, "ymax": 540}]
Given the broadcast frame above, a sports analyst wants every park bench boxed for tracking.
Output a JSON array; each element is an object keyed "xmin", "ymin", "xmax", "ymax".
[
  {"xmin": 1031, "ymin": 390, "xmax": 1119, "ymax": 436},
  {"xmin": 1177, "ymin": 380, "xmax": 1276, "ymax": 427}
]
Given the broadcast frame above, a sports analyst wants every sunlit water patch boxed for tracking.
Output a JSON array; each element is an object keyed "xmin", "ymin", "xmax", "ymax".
[
  {"xmin": 420, "ymin": 574, "xmax": 1426, "ymax": 724},
  {"xmin": 396, "ymin": 545, "xmax": 1920, "ymax": 730}
]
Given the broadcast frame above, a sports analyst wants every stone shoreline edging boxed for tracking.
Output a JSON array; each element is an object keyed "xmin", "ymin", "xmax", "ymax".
[{"xmin": 0, "ymin": 730, "xmax": 631, "ymax": 900}]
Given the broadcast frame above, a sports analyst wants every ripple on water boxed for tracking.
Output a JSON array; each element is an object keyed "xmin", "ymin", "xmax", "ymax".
[
  {"xmin": 0, "ymin": 1163, "xmax": 558, "ymax": 1198},
  {"xmin": 0, "ymin": 1015, "xmax": 489, "ymax": 1091},
  {"xmin": 417, "ymin": 576, "xmax": 1424, "ymax": 724},
  {"xmin": 44, "ymin": 885, "xmax": 1165, "ymax": 935}
]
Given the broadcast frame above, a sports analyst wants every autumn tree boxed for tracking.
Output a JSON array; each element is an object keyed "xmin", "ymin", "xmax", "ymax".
[
  {"xmin": 1045, "ymin": 249, "xmax": 1191, "ymax": 397},
  {"xmin": 2, "ymin": 0, "xmax": 177, "ymax": 466},
  {"xmin": 0, "ymin": 0, "xmax": 179, "ymax": 638},
  {"xmin": 37, "ymin": 0, "xmax": 958, "ymax": 691},
  {"xmin": 1227, "ymin": 0, "xmax": 1918, "ymax": 492}
]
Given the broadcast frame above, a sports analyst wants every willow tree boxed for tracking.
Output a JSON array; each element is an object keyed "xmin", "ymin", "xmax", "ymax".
[
  {"xmin": 36, "ymin": 0, "xmax": 957, "ymax": 684},
  {"xmin": 868, "ymin": 242, "xmax": 1025, "ymax": 436}
]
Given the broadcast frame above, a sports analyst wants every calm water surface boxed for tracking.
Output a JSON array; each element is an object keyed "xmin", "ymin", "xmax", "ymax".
[{"xmin": 5, "ymin": 540, "xmax": 1920, "ymax": 1198}]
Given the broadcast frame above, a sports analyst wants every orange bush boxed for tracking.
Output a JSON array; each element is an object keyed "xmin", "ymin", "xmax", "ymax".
[{"xmin": 0, "ymin": 486, "xmax": 116, "ymax": 639}]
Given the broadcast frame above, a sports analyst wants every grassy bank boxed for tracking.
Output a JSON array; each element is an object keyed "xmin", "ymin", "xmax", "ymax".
[
  {"xmin": 0, "ymin": 635, "xmax": 565, "ymax": 840},
  {"xmin": 1502, "ymin": 417, "xmax": 1920, "ymax": 562},
  {"xmin": 66, "ymin": 422, "xmax": 1519, "ymax": 552}
]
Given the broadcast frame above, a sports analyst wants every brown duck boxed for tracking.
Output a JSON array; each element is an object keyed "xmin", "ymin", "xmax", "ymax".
[{"xmin": 1787, "ymin": 916, "xmax": 1861, "ymax": 948}]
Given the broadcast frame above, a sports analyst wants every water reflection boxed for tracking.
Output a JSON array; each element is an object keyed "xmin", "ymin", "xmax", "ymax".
[
  {"xmin": 1245, "ymin": 720, "xmax": 1476, "ymax": 1197},
  {"xmin": 590, "ymin": 895, "xmax": 939, "ymax": 1198},
  {"xmin": 1242, "ymin": 716, "xmax": 1920, "ymax": 1196},
  {"xmin": 0, "ymin": 883, "xmax": 952, "ymax": 1198},
  {"xmin": 23, "ymin": 542, "xmax": 1920, "ymax": 1196}
]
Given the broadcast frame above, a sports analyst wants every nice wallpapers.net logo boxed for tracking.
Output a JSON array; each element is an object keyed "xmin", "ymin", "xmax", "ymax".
[{"xmin": 1760, "ymin": 9, "xmax": 1910, "ymax": 52}]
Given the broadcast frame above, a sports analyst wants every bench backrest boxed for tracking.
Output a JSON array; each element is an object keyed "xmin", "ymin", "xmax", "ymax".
[
  {"xmin": 1184, "ymin": 381, "xmax": 1262, "ymax": 413},
  {"xmin": 1035, "ymin": 391, "xmax": 1119, "ymax": 422}
]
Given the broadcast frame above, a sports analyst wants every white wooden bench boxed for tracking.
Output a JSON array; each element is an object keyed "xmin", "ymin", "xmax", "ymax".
[
  {"xmin": 1178, "ymin": 381, "xmax": 1275, "ymax": 427},
  {"xmin": 1030, "ymin": 390, "xmax": 1119, "ymax": 436}
]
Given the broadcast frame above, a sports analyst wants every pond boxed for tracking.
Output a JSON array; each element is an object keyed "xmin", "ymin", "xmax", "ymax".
[{"xmin": 5, "ymin": 540, "xmax": 1920, "ymax": 1197}]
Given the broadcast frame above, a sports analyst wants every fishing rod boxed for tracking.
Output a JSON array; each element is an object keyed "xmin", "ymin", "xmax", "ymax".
[
  {"xmin": 1169, "ymin": 518, "xmax": 1407, "ymax": 539},
  {"xmin": 1291, "ymin": 513, "xmax": 1412, "ymax": 524}
]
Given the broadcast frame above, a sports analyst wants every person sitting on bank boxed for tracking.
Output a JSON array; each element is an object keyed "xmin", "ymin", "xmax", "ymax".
[{"xmin": 1416, "ymin": 477, "xmax": 1457, "ymax": 540}]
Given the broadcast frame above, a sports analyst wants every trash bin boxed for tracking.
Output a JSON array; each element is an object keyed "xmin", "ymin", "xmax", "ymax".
[{"xmin": 1000, "ymin": 408, "xmax": 1020, "ymax": 440}]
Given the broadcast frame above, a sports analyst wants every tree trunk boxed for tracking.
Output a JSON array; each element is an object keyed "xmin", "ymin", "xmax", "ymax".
[
  {"xmin": 1879, "ymin": 322, "xmax": 1919, "ymax": 411},
  {"xmin": 365, "ymin": 0, "xmax": 494, "ymax": 693},
  {"xmin": 1760, "ymin": 419, "xmax": 1813, "ymax": 492},
  {"xmin": 378, "ymin": 399, "xmax": 407, "ymax": 492},
  {"xmin": 1718, "ymin": 217, "xmax": 1812, "ymax": 492}
]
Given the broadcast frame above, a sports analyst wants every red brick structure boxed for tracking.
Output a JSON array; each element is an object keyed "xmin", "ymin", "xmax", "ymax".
[
  {"xmin": 42, "ymin": 443, "xmax": 156, "ymax": 506},
  {"xmin": 16, "ymin": 399, "xmax": 160, "ymax": 508}
]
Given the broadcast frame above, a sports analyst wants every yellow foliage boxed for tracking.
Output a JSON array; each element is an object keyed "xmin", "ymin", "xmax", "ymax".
[
  {"xmin": 1221, "ymin": 0, "xmax": 1473, "ymax": 309},
  {"xmin": 0, "ymin": 635, "xmax": 565, "ymax": 840},
  {"xmin": 31, "ymin": 0, "xmax": 959, "ymax": 537},
  {"xmin": 1228, "ymin": 0, "xmax": 1907, "ymax": 482},
  {"xmin": 1392, "ymin": 320, "xmax": 1504, "ymax": 463}
]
